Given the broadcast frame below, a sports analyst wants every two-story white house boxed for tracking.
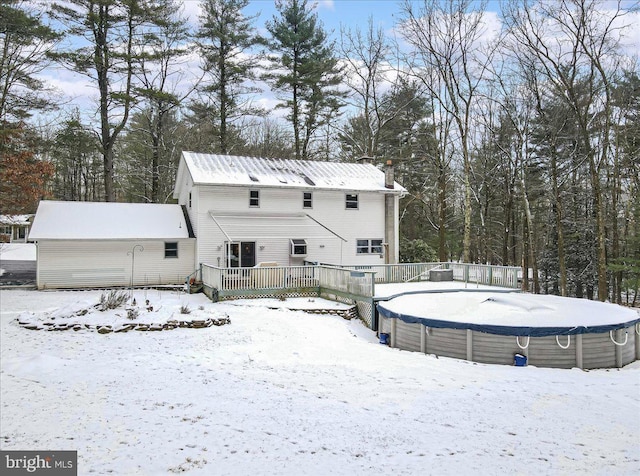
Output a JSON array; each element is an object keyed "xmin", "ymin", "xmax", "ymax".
[
  {"xmin": 173, "ymin": 152, "xmax": 406, "ymax": 269},
  {"xmin": 27, "ymin": 152, "xmax": 405, "ymax": 289}
]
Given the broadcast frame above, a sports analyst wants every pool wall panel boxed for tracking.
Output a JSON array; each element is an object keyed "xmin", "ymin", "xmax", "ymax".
[
  {"xmin": 523, "ymin": 336, "xmax": 577, "ymax": 369},
  {"xmin": 582, "ymin": 333, "xmax": 616, "ymax": 369},
  {"xmin": 472, "ymin": 332, "xmax": 521, "ymax": 365},
  {"xmin": 621, "ymin": 326, "xmax": 635, "ymax": 366},
  {"xmin": 426, "ymin": 328, "xmax": 467, "ymax": 360},
  {"xmin": 396, "ymin": 320, "xmax": 421, "ymax": 351}
]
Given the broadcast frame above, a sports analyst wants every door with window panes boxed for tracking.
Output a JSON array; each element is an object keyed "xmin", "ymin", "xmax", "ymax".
[{"xmin": 226, "ymin": 242, "xmax": 256, "ymax": 267}]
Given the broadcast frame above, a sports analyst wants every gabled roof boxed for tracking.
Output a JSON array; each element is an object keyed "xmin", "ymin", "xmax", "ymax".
[
  {"xmin": 28, "ymin": 201, "xmax": 193, "ymax": 240},
  {"xmin": 174, "ymin": 152, "xmax": 406, "ymax": 196}
]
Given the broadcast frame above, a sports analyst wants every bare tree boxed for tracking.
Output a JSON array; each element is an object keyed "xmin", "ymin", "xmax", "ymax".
[
  {"xmin": 503, "ymin": 0, "xmax": 631, "ymax": 301},
  {"xmin": 399, "ymin": 0, "xmax": 498, "ymax": 262},
  {"xmin": 339, "ymin": 17, "xmax": 395, "ymax": 159}
]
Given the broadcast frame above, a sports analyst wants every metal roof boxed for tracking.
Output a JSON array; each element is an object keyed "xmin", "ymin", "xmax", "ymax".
[
  {"xmin": 28, "ymin": 201, "xmax": 193, "ymax": 240},
  {"xmin": 181, "ymin": 152, "xmax": 405, "ymax": 193}
]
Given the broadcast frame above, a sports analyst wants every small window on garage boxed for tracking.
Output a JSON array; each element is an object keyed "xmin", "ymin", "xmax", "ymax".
[
  {"xmin": 165, "ymin": 242, "xmax": 178, "ymax": 258},
  {"xmin": 249, "ymin": 190, "xmax": 260, "ymax": 207},
  {"xmin": 346, "ymin": 193, "xmax": 358, "ymax": 209}
]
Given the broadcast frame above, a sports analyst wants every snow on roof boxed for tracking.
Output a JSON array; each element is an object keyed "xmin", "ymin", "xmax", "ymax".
[
  {"xmin": 28, "ymin": 201, "xmax": 192, "ymax": 240},
  {"xmin": 180, "ymin": 152, "xmax": 406, "ymax": 193},
  {"xmin": 0, "ymin": 214, "xmax": 33, "ymax": 226}
]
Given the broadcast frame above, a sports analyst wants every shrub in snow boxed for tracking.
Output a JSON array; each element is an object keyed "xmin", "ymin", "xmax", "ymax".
[
  {"xmin": 180, "ymin": 304, "xmax": 191, "ymax": 315},
  {"xmin": 127, "ymin": 308, "xmax": 139, "ymax": 320},
  {"xmin": 98, "ymin": 290, "xmax": 129, "ymax": 311}
]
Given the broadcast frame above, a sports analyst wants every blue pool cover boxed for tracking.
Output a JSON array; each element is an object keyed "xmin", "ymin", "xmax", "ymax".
[{"xmin": 377, "ymin": 291, "xmax": 640, "ymax": 337}]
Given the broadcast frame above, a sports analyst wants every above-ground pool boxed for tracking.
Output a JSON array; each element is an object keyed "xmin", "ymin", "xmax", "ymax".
[{"xmin": 377, "ymin": 291, "xmax": 640, "ymax": 369}]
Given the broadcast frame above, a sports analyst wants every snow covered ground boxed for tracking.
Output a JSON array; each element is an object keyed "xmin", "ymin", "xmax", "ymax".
[
  {"xmin": 0, "ymin": 243, "xmax": 36, "ymax": 261},
  {"xmin": 1, "ymin": 289, "xmax": 639, "ymax": 475}
]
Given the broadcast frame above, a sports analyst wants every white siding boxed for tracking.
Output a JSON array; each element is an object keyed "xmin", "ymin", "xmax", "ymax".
[
  {"xmin": 36, "ymin": 239, "xmax": 196, "ymax": 289},
  {"xmin": 184, "ymin": 185, "xmax": 389, "ymax": 267}
]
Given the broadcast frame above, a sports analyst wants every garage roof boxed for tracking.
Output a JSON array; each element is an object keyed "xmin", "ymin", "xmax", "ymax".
[{"xmin": 28, "ymin": 201, "xmax": 194, "ymax": 240}]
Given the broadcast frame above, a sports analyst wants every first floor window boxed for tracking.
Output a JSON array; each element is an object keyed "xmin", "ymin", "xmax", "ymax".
[
  {"xmin": 357, "ymin": 239, "xmax": 383, "ymax": 254},
  {"xmin": 165, "ymin": 242, "xmax": 178, "ymax": 258}
]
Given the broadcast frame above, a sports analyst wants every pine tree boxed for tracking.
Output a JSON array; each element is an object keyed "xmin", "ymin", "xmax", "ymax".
[
  {"xmin": 0, "ymin": 0, "xmax": 60, "ymax": 121},
  {"xmin": 195, "ymin": 0, "xmax": 261, "ymax": 154},
  {"xmin": 51, "ymin": 0, "xmax": 172, "ymax": 202},
  {"xmin": 265, "ymin": 0, "xmax": 344, "ymax": 160}
]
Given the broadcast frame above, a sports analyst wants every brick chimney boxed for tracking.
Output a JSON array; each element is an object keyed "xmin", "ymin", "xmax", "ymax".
[{"xmin": 384, "ymin": 159, "xmax": 394, "ymax": 189}]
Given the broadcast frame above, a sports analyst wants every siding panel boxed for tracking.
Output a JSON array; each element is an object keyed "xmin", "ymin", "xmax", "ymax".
[{"xmin": 37, "ymin": 239, "xmax": 196, "ymax": 289}]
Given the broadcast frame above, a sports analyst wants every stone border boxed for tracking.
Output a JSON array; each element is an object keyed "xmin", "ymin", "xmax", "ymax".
[{"xmin": 18, "ymin": 316, "xmax": 231, "ymax": 333}]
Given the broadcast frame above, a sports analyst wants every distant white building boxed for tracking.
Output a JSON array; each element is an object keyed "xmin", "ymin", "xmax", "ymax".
[
  {"xmin": 0, "ymin": 214, "xmax": 33, "ymax": 243},
  {"xmin": 173, "ymin": 152, "xmax": 406, "ymax": 269},
  {"xmin": 28, "ymin": 201, "xmax": 195, "ymax": 289}
]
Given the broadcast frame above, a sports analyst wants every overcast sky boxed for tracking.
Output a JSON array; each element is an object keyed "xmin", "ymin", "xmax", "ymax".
[{"xmin": 39, "ymin": 0, "xmax": 640, "ymax": 127}]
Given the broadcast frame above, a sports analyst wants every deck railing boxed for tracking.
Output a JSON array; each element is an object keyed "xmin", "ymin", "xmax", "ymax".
[
  {"xmin": 201, "ymin": 264, "xmax": 319, "ymax": 294},
  {"xmin": 199, "ymin": 262, "xmax": 518, "ymax": 330},
  {"xmin": 445, "ymin": 263, "xmax": 520, "ymax": 289},
  {"xmin": 201, "ymin": 262, "xmax": 520, "ymax": 293}
]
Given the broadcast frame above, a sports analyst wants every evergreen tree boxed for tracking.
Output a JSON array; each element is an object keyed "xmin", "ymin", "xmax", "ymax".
[
  {"xmin": 49, "ymin": 113, "xmax": 103, "ymax": 201},
  {"xmin": 265, "ymin": 0, "xmax": 344, "ymax": 160},
  {"xmin": 0, "ymin": 0, "xmax": 60, "ymax": 121},
  {"xmin": 195, "ymin": 0, "xmax": 261, "ymax": 154},
  {"xmin": 51, "ymin": 0, "xmax": 171, "ymax": 202},
  {"xmin": 132, "ymin": 0, "xmax": 192, "ymax": 202}
]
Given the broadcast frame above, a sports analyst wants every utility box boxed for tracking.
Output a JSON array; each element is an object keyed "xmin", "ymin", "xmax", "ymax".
[{"xmin": 429, "ymin": 269, "xmax": 453, "ymax": 282}]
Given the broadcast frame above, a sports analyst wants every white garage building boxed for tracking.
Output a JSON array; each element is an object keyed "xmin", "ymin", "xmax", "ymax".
[{"xmin": 28, "ymin": 201, "xmax": 196, "ymax": 289}]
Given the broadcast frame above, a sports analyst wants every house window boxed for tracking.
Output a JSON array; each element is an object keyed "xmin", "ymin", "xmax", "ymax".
[
  {"xmin": 249, "ymin": 190, "xmax": 260, "ymax": 207},
  {"xmin": 346, "ymin": 193, "xmax": 358, "ymax": 209},
  {"xmin": 357, "ymin": 239, "xmax": 383, "ymax": 254},
  {"xmin": 303, "ymin": 192, "xmax": 312, "ymax": 209},
  {"xmin": 164, "ymin": 242, "xmax": 178, "ymax": 258},
  {"xmin": 290, "ymin": 239, "xmax": 307, "ymax": 256}
]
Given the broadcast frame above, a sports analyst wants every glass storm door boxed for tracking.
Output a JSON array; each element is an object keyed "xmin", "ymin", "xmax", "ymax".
[{"xmin": 227, "ymin": 242, "xmax": 255, "ymax": 268}]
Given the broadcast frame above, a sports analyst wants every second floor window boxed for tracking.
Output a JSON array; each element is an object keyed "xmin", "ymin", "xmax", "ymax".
[
  {"xmin": 303, "ymin": 192, "xmax": 312, "ymax": 208},
  {"xmin": 249, "ymin": 190, "xmax": 260, "ymax": 207},
  {"xmin": 346, "ymin": 193, "xmax": 358, "ymax": 209}
]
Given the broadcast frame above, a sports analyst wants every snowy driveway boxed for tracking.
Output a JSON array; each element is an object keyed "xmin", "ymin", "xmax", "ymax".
[{"xmin": 1, "ymin": 289, "xmax": 639, "ymax": 475}]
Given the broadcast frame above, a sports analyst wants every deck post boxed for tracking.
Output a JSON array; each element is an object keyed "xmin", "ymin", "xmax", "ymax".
[
  {"xmin": 421, "ymin": 324, "xmax": 426, "ymax": 353},
  {"xmin": 466, "ymin": 330, "xmax": 473, "ymax": 361},
  {"xmin": 575, "ymin": 334, "xmax": 583, "ymax": 370}
]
